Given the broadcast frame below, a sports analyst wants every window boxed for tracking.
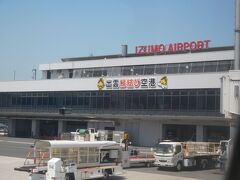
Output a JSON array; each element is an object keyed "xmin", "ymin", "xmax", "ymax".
[
  {"xmin": 0, "ymin": 89, "xmax": 220, "ymax": 113},
  {"xmin": 111, "ymin": 67, "xmax": 121, "ymax": 76},
  {"xmin": 172, "ymin": 95, "xmax": 180, "ymax": 110},
  {"xmin": 156, "ymin": 95, "xmax": 164, "ymax": 109},
  {"xmin": 93, "ymin": 68, "xmax": 103, "ymax": 77},
  {"xmin": 44, "ymin": 60, "xmax": 231, "ymax": 80},
  {"xmin": 122, "ymin": 66, "xmax": 133, "ymax": 76},
  {"xmin": 197, "ymin": 95, "xmax": 206, "ymax": 110},
  {"xmin": 175, "ymin": 145, "xmax": 182, "ymax": 154},
  {"xmin": 180, "ymin": 95, "xmax": 188, "ymax": 110},
  {"xmin": 204, "ymin": 61, "xmax": 217, "ymax": 72},
  {"xmin": 139, "ymin": 92, "xmax": 147, "ymax": 109},
  {"xmin": 144, "ymin": 65, "xmax": 155, "ymax": 75},
  {"xmin": 72, "ymin": 96, "xmax": 77, "ymax": 106},
  {"xmin": 90, "ymin": 96, "xmax": 97, "ymax": 109},
  {"xmin": 164, "ymin": 95, "xmax": 171, "ymax": 110},
  {"xmin": 81, "ymin": 69, "xmax": 93, "ymax": 77},
  {"xmin": 133, "ymin": 65, "xmax": 144, "ymax": 75},
  {"xmin": 131, "ymin": 92, "xmax": 139, "ymax": 109},
  {"xmin": 155, "ymin": 64, "xmax": 167, "ymax": 74},
  {"xmin": 47, "ymin": 70, "xmax": 51, "ymax": 79},
  {"xmin": 167, "ymin": 64, "xmax": 179, "ymax": 74},
  {"xmin": 65, "ymin": 96, "xmax": 72, "ymax": 106},
  {"xmin": 191, "ymin": 62, "xmax": 204, "ymax": 73},
  {"xmin": 125, "ymin": 92, "xmax": 132, "ymax": 109},
  {"xmin": 189, "ymin": 91, "xmax": 197, "ymax": 110},
  {"xmin": 102, "ymin": 67, "xmax": 112, "ymax": 77},
  {"xmin": 104, "ymin": 95, "xmax": 110, "ymax": 109},
  {"xmin": 217, "ymin": 60, "xmax": 233, "ymax": 71},
  {"xmin": 97, "ymin": 96, "xmax": 104, "ymax": 109},
  {"xmin": 147, "ymin": 92, "xmax": 156, "ymax": 109},
  {"xmin": 179, "ymin": 63, "xmax": 191, "ymax": 73},
  {"xmin": 69, "ymin": 69, "xmax": 73, "ymax": 78},
  {"xmin": 206, "ymin": 90, "xmax": 216, "ymax": 110},
  {"xmin": 73, "ymin": 69, "xmax": 81, "ymax": 78},
  {"xmin": 49, "ymin": 97, "xmax": 56, "ymax": 106}
]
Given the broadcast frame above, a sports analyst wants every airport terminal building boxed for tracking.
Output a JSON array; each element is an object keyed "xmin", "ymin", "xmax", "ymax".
[{"xmin": 0, "ymin": 41, "xmax": 239, "ymax": 146}]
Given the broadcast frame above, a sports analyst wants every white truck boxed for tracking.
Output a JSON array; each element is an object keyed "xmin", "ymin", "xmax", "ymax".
[
  {"xmin": 121, "ymin": 148, "xmax": 155, "ymax": 168},
  {"xmin": 219, "ymin": 139, "xmax": 233, "ymax": 171},
  {"xmin": 15, "ymin": 140, "xmax": 123, "ymax": 180},
  {"xmin": 68, "ymin": 128, "xmax": 155, "ymax": 168},
  {"xmin": 154, "ymin": 141, "xmax": 219, "ymax": 171}
]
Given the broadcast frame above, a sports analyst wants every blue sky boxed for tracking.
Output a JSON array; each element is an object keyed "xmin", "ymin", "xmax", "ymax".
[{"xmin": 0, "ymin": 0, "xmax": 235, "ymax": 81}]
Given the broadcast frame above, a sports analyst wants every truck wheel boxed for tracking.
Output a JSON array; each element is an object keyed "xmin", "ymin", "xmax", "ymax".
[
  {"xmin": 176, "ymin": 162, "xmax": 182, "ymax": 171},
  {"xmin": 146, "ymin": 162, "xmax": 151, "ymax": 168},
  {"xmin": 102, "ymin": 170, "xmax": 109, "ymax": 179},
  {"xmin": 65, "ymin": 173, "xmax": 75, "ymax": 180},
  {"xmin": 200, "ymin": 160, "xmax": 208, "ymax": 169}
]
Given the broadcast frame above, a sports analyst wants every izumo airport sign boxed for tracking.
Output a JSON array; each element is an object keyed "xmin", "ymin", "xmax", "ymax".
[{"xmin": 135, "ymin": 40, "xmax": 210, "ymax": 54}]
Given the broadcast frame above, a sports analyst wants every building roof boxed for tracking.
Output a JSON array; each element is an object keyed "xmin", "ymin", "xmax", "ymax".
[
  {"xmin": 61, "ymin": 46, "xmax": 234, "ymax": 62},
  {"xmin": 35, "ymin": 140, "xmax": 119, "ymax": 149}
]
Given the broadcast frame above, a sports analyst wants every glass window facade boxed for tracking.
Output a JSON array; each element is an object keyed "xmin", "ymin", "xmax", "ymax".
[
  {"xmin": 0, "ymin": 89, "xmax": 220, "ymax": 114},
  {"xmin": 46, "ymin": 60, "xmax": 233, "ymax": 80}
]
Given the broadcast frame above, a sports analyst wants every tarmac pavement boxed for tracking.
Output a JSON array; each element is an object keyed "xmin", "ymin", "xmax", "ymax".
[
  {"xmin": 0, "ymin": 156, "xmax": 28, "ymax": 180},
  {"xmin": 0, "ymin": 155, "xmax": 218, "ymax": 180}
]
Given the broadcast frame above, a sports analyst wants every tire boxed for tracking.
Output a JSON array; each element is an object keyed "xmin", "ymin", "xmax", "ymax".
[
  {"xmin": 102, "ymin": 170, "xmax": 109, "ymax": 179},
  {"xmin": 200, "ymin": 160, "xmax": 208, "ymax": 170},
  {"xmin": 65, "ymin": 173, "xmax": 75, "ymax": 180},
  {"xmin": 209, "ymin": 160, "xmax": 217, "ymax": 169},
  {"xmin": 175, "ymin": 162, "xmax": 182, "ymax": 171},
  {"xmin": 146, "ymin": 162, "xmax": 151, "ymax": 168}
]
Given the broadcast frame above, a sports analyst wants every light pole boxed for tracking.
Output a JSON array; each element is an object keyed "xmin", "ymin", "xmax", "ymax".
[
  {"xmin": 13, "ymin": 70, "xmax": 16, "ymax": 80},
  {"xmin": 235, "ymin": 0, "xmax": 240, "ymax": 70}
]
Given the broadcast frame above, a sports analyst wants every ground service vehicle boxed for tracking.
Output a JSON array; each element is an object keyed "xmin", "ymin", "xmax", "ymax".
[
  {"xmin": 15, "ymin": 140, "xmax": 123, "ymax": 180},
  {"xmin": 0, "ymin": 123, "xmax": 8, "ymax": 136},
  {"xmin": 154, "ymin": 141, "xmax": 219, "ymax": 171},
  {"xmin": 122, "ymin": 148, "xmax": 155, "ymax": 168}
]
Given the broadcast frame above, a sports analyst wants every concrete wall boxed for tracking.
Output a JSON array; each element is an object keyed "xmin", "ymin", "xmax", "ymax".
[
  {"xmin": 0, "ymin": 72, "xmax": 226, "ymax": 92},
  {"xmin": 138, "ymin": 121, "xmax": 162, "ymax": 146}
]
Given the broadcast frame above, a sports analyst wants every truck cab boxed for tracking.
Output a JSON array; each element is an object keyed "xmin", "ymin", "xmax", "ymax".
[
  {"xmin": 154, "ymin": 142, "xmax": 183, "ymax": 171},
  {"xmin": 219, "ymin": 139, "xmax": 233, "ymax": 171}
]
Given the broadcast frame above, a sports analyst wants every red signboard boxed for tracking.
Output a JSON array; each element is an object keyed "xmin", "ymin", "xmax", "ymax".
[{"xmin": 135, "ymin": 40, "xmax": 210, "ymax": 54}]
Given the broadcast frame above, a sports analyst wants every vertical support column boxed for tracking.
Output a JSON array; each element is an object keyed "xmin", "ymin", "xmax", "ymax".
[
  {"xmin": 31, "ymin": 120, "xmax": 36, "ymax": 137},
  {"xmin": 7, "ymin": 119, "xmax": 16, "ymax": 137},
  {"xmin": 58, "ymin": 120, "xmax": 64, "ymax": 137},
  {"xmin": 235, "ymin": 0, "xmax": 240, "ymax": 70},
  {"xmin": 158, "ymin": 122, "xmax": 163, "ymax": 143},
  {"xmin": 196, "ymin": 125, "xmax": 204, "ymax": 142},
  {"xmin": 230, "ymin": 123, "xmax": 236, "ymax": 139},
  {"xmin": 31, "ymin": 119, "xmax": 38, "ymax": 138}
]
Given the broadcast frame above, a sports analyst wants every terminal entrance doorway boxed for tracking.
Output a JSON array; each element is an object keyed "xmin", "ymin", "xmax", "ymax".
[
  {"xmin": 163, "ymin": 124, "xmax": 196, "ymax": 141},
  {"xmin": 39, "ymin": 120, "xmax": 58, "ymax": 138},
  {"xmin": 203, "ymin": 126, "xmax": 229, "ymax": 142},
  {"xmin": 15, "ymin": 119, "xmax": 32, "ymax": 137}
]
